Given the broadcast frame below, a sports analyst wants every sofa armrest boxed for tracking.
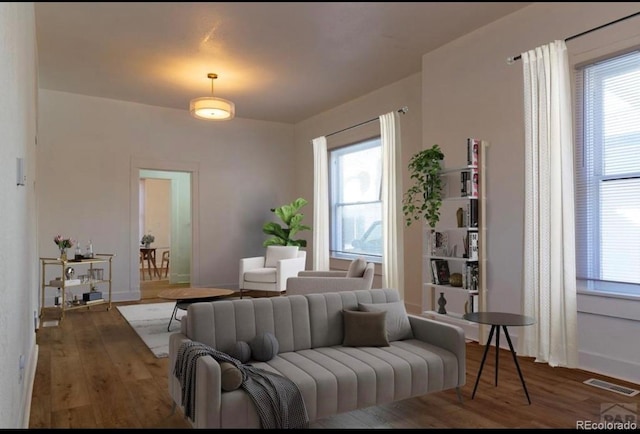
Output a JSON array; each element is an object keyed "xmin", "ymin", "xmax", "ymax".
[
  {"xmin": 168, "ymin": 333, "xmax": 193, "ymax": 411},
  {"xmin": 239, "ymin": 256, "xmax": 265, "ymax": 288},
  {"xmin": 286, "ymin": 276, "xmax": 370, "ymax": 295},
  {"xmin": 276, "ymin": 256, "xmax": 307, "ymax": 291},
  {"xmin": 407, "ymin": 314, "xmax": 466, "ymax": 387},
  {"xmin": 297, "ymin": 270, "xmax": 347, "ymax": 278},
  {"xmin": 169, "ymin": 333, "xmax": 223, "ymax": 428},
  {"xmin": 194, "ymin": 355, "xmax": 223, "ymax": 428}
]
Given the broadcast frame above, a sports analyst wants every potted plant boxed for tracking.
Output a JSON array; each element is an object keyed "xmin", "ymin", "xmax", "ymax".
[
  {"xmin": 402, "ymin": 144, "xmax": 445, "ymax": 228},
  {"xmin": 263, "ymin": 197, "xmax": 311, "ymax": 247},
  {"xmin": 141, "ymin": 233, "xmax": 155, "ymax": 248}
]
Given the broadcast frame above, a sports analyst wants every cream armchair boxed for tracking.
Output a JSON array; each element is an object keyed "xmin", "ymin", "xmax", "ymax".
[
  {"xmin": 239, "ymin": 246, "xmax": 306, "ymax": 298},
  {"xmin": 286, "ymin": 257, "xmax": 375, "ymax": 295}
]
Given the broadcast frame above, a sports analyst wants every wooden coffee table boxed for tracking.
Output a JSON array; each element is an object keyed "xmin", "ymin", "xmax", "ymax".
[{"xmin": 158, "ymin": 287, "xmax": 235, "ymax": 331}]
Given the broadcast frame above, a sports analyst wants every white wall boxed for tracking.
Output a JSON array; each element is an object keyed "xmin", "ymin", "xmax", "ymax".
[
  {"xmin": 37, "ymin": 90, "xmax": 297, "ymax": 300},
  {"xmin": 141, "ymin": 178, "xmax": 171, "ymax": 251},
  {"xmin": 421, "ymin": 2, "xmax": 640, "ymax": 384},
  {"xmin": 294, "ymin": 73, "xmax": 423, "ymax": 308},
  {"xmin": 0, "ymin": 2, "xmax": 39, "ymax": 428}
]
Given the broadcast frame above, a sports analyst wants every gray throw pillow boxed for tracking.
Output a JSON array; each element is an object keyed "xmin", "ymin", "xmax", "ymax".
[
  {"xmin": 220, "ymin": 362, "xmax": 243, "ymax": 391},
  {"xmin": 346, "ymin": 257, "xmax": 367, "ymax": 277},
  {"xmin": 229, "ymin": 341, "xmax": 251, "ymax": 364},
  {"xmin": 342, "ymin": 309, "xmax": 389, "ymax": 347},
  {"xmin": 358, "ymin": 301, "xmax": 414, "ymax": 341},
  {"xmin": 250, "ymin": 332, "xmax": 279, "ymax": 362}
]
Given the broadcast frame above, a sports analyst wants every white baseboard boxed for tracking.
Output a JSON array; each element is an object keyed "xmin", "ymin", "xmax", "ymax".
[
  {"xmin": 21, "ymin": 344, "xmax": 38, "ymax": 428},
  {"xmin": 579, "ymin": 350, "xmax": 640, "ymax": 386}
]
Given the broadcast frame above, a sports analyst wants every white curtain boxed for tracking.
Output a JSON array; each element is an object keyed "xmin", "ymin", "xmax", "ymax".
[
  {"xmin": 518, "ymin": 40, "xmax": 578, "ymax": 368},
  {"xmin": 312, "ymin": 136, "xmax": 330, "ymax": 270},
  {"xmin": 380, "ymin": 112, "xmax": 404, "ymax": 295}
]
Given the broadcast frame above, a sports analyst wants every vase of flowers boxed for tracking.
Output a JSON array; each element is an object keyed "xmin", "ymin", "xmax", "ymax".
[
  {"xmin": 54, "ymin": 235, "xmax": 75, "ymax": 261},
  {"xmin": 141, "ymin": 234, "xmax": 155, "ymax": 248}
]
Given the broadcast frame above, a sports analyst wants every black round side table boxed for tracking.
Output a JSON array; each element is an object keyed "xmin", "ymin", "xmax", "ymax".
[{"xmin": 463, "ymin": 311, "xmax": 535, "ymax": 404}]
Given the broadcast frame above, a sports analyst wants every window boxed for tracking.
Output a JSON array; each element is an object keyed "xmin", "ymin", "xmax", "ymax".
[
  {"xmin": 575, "ymin": 50, "xmax": 640, "ymax": 296},
  {"xmin": 329, "ymin": 137, "xmax": 382, "ymax": 261}
]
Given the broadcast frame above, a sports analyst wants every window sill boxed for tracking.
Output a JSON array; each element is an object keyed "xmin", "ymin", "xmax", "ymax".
[
  {"xmin": 330, "ymin": 253, "xmax": 382, "ymax": 265},
  {"xmin": 577, "ymin": 288, "xmax": 640, "ymax": 322},
  {"xmin": 576, "ymin": 279, "xmax": 640, "ymax": 301},
  {"xmin": 577, "ymin": 288, "xmax": 640, "ymax": 302}
]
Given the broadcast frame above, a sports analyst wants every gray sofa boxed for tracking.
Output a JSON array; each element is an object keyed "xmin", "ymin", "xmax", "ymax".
[
  {"xmin": 286, "ymin": 261, "xmax": 375, "ymax": 295},
  {"xmin": 168, "ymin": 288, "xmax": 466, "ymax": 429}
]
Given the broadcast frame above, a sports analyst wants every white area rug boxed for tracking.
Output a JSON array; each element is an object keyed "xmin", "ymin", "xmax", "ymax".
[{"xmin": 117, "ymin": 302, "xmax": 186, "ymax": 358}]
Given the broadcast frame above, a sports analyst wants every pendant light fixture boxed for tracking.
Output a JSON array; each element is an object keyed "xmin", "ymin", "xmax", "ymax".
[{"xmin": 189, "ymin": 73, "xmax": 235, "ymax": 120}]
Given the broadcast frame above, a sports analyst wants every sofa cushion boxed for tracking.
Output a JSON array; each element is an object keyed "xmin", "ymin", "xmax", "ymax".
[
  {"xmin": 247, "ymin": 342, "xmax": 459, "ymax": 421},
  {"xmin": 306, "ymin": 289, "xmax": 402, "ymax": 348},
  {"xmin": 265, "ymin": 246, "xmax": 299, "ymax": 267},
  {"xmin": 220, "ymin": 362, "xmax": 243, "ymax": 391},
  {"xmin": 342, "ymin": 309, "xmax": 389, "ymax": 347},
  {"xmin": 186, "ymin": 295, "xmax": 312, "ymax": 354},
  {"xmin": 250, "ymin": 332, "xmax": 280, "ymax": 361},
  {"xmin": 346, "ymin": 257, "xmax": 367, "ymax": 277},
  {"xmin": 358, "ymin": 301, "xmax": 414, "ymax": 342}
]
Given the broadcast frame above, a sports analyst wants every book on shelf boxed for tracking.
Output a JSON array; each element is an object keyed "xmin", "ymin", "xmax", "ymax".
[
  {"xmin": 468, "ymin": 231, "xmax": 479, "ymax": 261},
  {"xmin": 461, "ymin": 262, "xmax": 479, "ymax": 291},
  {"xmin": 430, "ymin": 230, "xmax": 449, "ymax": 256},
  {"xmin": 467, "ymin": 138, "xmax": 479, "ymax": 167},
  {"xmin": 460, "ymin": 171, "xmax": 469, "ymax": 197},
  {"xmin": 469, "ymin": 167, "xmax": 479, "ymax": 198},
  {"xmin": 430, "ymin": 259, "xmax": 439, "ymax": 284},
  {"xmin": 432, "ymin": 259, "xmax": 450, "ymax": 285},
  {"xmin": 469, "ymin": 199, "xmax": 478, "ymax": 227},
  {"xmin": 465, "ymin": 294, "xmax": 479, "ymax": 314}
]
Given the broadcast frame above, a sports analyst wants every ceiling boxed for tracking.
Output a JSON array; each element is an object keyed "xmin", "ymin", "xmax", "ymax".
[{"xmin": 34, "ymin": 2, "xmax": 531, "ymax": 124}]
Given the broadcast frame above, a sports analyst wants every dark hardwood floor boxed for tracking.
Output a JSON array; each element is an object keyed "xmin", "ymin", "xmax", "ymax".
[{"xmin": 29, "ymin": 280, "xmax": 640, "ymax": 428}]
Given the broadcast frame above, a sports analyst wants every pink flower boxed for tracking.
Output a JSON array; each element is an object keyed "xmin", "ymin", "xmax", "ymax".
[{"xmin": 53, "ymin": 235, "xmax": 75, "ymax": 249}]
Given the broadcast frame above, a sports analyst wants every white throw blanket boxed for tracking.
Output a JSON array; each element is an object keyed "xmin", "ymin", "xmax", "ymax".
[{"xmin": 174, "ymin": 341, "xmax": 309, "ymax": 429}]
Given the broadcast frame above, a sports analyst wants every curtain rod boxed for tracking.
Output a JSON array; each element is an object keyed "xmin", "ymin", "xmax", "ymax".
[
  {"xmin": 321, "ymin": 106, "xmax": 408, "ymax": 139},
  {"xmin": 506, "ymin": 10, "xmax": 640, "ymax": 64}
]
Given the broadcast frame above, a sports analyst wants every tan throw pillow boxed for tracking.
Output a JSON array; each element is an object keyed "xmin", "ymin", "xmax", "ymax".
[
  {"xmin": 264, "ymin": 246, "xmax": 299, "ymax": 268},
  {"xmin": 346, "ymin": 257, "xmax": 367, "ymax": 277},
  {"xmin": 342, "ymin": 309, "xmax": 389, "ymax": 347},
  {"xmin": 358, "ymin": 301, "xmax": 414, "ymax": 342},
  {"xmin": 220, "ymin": 362, "xmax": 243, "ymax": 391}
]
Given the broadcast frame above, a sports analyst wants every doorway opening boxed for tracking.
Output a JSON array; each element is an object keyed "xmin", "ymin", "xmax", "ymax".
[{"xmin": 137, "ymin": 168, "xmax": 194, "ymax": 300}]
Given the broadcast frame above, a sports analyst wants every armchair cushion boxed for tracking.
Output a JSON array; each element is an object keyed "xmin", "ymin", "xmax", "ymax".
[
  {"xmin": 265, "ymin": 246, "xmax": 299, "ymax": 267},
  {"xmin": 243, "ymin": 268, "xmax": 277, "ymax": 283},
  {"xmin": 346, "ymin": 257, "xmax": 367, "ymax": 277}
]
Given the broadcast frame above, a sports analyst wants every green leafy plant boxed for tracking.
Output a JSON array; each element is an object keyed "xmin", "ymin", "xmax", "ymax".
[
  {"xmin": 263, "ymin": 197, "xmax": 311, "ymax": 247},
  {"xmin": 402, "ymin": 144, "xmax": 445, "ymax": 228},
  {"xmin": 141, "ymin": 234, "xmax": 155, "ymax": 245},
  {"xmin": 53, "ymin": 235, "xmax": 75, "ymax": 250}
]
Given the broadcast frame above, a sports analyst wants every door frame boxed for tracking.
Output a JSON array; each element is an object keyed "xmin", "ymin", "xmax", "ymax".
[{"xmin": 130, "ymin": 158, "xmax": 200, "ymax": 297}]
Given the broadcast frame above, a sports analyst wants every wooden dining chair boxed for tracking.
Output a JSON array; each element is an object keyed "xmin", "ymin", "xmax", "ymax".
[{"xmin": 161, "ymin": 250, "xmax": 170, "ymax": 278}]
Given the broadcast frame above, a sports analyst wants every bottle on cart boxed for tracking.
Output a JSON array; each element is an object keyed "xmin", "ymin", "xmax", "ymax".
[
  {"xmin": 75, "ymin": 242, "xmax": 83, "ymax": 261},
  {"xmin": 85, "ymin": 240, "xmax": 94, "ymax": 259}
]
